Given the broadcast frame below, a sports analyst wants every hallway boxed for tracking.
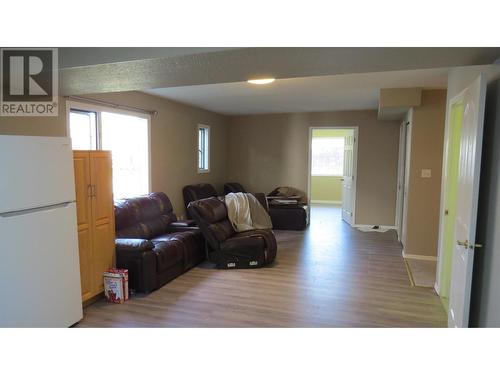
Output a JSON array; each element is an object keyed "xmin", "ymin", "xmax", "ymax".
[{"xmin": 78, "ymin": 205, "xmax": 447, "ymax": 327}]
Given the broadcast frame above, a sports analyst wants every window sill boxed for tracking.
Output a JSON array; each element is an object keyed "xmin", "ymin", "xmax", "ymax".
[{"xmin": 197, "ymin": 169, "xmax": 210, "ymax": 174}]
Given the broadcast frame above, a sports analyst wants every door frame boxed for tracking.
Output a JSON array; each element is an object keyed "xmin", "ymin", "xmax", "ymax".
[
  {"xmin": 307, "ymin": 126, "xmax": 359, "ymax": 225},
  {"xmin": 435, "ymin": 90, "xmax": 466, "ymax": 295},
  {"xmin": 395, "ymin": 120, "xmax": 407, "ymax": 241}
]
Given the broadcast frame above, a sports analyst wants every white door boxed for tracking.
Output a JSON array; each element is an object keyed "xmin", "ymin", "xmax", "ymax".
[
  {"xmin": 448, "ymin": 75, "xmax": 487, "ymax": 328},
  {"xmin": 342, "ymin": 133, "xmax": 355, "ymax": 224}
]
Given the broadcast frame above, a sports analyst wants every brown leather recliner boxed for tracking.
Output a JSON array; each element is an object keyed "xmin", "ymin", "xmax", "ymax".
[
  {"xmin": 187, "ymin": 197, "xmax": 277, "ymax": 269},
  {"xmin": 114, "ymin": 192, "xmax": 205, "ymax": 293},
  {"xmin": 224, "ymin": 182, "xmax": 246, "ymax": 194},
  {"xmin": 183, "ymin": 183, "xmax": 269, "ymax": 217},
  {"xmin": 183, "ymin": 183, "xmax": 218, "ymax": 219}
]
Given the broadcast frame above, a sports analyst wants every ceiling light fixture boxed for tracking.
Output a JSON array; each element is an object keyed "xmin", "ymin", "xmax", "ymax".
[{"xmin": 247, "ymin": 78, "xmax": 276, "ymax": 85}]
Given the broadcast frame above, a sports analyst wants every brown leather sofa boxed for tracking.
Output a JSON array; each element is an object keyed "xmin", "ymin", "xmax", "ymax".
[
  {"xmin": 114, "ymin": 192, "xmax": 205, "ymax": 293},
  {"xmin": 183, "ymin": 183, "xmax": 218, "ymax": 218},
  {"xmin": 225, "ymin": 182, "xmax": 309, "ymax": 230},
  {"xmin": 224, "ymin": 182, "xmax": 246, "ymax": 194},
  {"xmin": 187, "ymin": 197, "xmax": 277, "ymax": 269}
]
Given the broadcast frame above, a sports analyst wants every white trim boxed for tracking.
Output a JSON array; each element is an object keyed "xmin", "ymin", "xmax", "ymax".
[
  {"xmin": 197, "ymin": 124, "xmax": 210, "ymax": 174},
  {"xmin": 352, "ymin": 224, "xmax": 397, "ymax": 230},
  {"xmin": 307, "ymin": 126, "xmax": 358, "ymax": 226},
  {"xmin": 402, "ymin": 249, "xmax": 438, "ymax": 261},
  {"xmin": 65, "ymin": 99, "xmax": 152, "ymax": 195},
  {"xmin": 395, "ymin": 120, "xmax": 407, "ymax": 240},
  {"xmin": 310, "ymin": 200, "xmax": 341, "ymax": 205},
  {"xmin": 401, "ymin": 111, "xmax": 413, "ymax": 248},
  {"xmin": 434, "ymin": 282, "xmax": 440, "ymax": 295}
]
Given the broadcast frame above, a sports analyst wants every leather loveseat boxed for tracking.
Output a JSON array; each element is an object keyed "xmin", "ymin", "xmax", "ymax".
[
  {"xmin": 187, "ymin": 197, "xmax": 277, "ymax": 269},
  {"xmin": 114, "ymin": 192, "xmax": 205, "ymax": 293}
]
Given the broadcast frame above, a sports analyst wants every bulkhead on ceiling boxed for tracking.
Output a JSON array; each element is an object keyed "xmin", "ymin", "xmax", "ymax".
[{"xmin": 378, "ymin": 88, "xmax": 422, "ymax": 120}]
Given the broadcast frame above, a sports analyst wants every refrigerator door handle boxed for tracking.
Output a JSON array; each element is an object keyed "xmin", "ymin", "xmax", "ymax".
[{"xmin": 0, "ymin": 201, "xmax": 75, "ymax": 218}]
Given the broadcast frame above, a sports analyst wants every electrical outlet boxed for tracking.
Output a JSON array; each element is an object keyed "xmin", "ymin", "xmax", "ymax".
[{"xmin": 421, "ymin": 169, "xmax": 432, "ymax": 178}]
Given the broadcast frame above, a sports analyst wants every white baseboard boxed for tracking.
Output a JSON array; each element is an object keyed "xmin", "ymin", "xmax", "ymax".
[
  {"xmin": 310, "ymin": 200, "xmax": 341, "ymax": 205},
  {"xmin": 352, "ymin": 224, "xmax": 397, "ymax": 230},
  {"xmin": 402, "ymin": 249, "xmax": 437, "ymax": 261},
  {"xmin": 434, "ymin": 281, "xmax": 440, "ymax": 295}
]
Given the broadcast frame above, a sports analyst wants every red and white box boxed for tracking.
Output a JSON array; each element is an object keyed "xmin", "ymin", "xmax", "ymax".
[{"xmin": 103, "ymin": 268, "xmax": 129, "ymax": 304}]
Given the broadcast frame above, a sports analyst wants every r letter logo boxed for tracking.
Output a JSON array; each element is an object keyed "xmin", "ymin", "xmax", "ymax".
[{"xmin": 1, "ymin": 48, "xmax": 58, "ymax": 116}]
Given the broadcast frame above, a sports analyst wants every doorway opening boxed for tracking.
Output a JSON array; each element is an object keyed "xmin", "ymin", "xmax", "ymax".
[{"xmin": 308, "ymin": 127, "xmax": 358, "ymax": 225}]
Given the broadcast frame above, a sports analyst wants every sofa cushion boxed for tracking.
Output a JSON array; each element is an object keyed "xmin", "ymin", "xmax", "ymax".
[
  {"xmin": 189, "ymin": 197, "xmax": 228, "ymax": 224},
  {"xmin": 151, "ymin": 240, "xmax": 184, "ymax": 273},
  {"xmin": 183, "ymin": 183, "xmax": 218, "ymax": 219},
  {"xmin": 152, "ymin": 230, "xmax": 205, "ymax": 269},
  {"xmin": 208, "ymin": 221, "xmax": 235, "ymax": 242},
  {"xmin": 115, "ymin": 192, "xmax": 177, "ymax": 239}
]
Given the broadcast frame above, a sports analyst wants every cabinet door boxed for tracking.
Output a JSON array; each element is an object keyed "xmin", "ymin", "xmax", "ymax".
[
  {"xmin": 73, "ymin": 151, "xmax": 93, "ymax": 302},
  {"xmin": 90, "ymin": 151, "xmax": 116, "ymax": 293}
]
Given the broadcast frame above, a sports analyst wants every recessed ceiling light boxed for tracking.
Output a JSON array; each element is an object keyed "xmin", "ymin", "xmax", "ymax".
[{"xmin": 247, "ymin": 78, "xmax": 276, "ymax": 85}]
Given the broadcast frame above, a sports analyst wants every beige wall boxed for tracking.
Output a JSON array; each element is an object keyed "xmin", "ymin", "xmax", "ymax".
[
  {"xmin": 404, "ymin": 90, "xmax": 447, "ymax": 257},
  {"xmin": 0, "ymin": 97, "xmax": 68, "ymax": 136},
  {"xmin": 0, "ymin": 96, "xmax": 407, "ymax": 227},
  {"xmin": 226, "ymin": 110, "xmax": 400, "ymax": 225},
  {"xmin": 0, "ymin": 91, "xmax": 228, "ymax": 217}
]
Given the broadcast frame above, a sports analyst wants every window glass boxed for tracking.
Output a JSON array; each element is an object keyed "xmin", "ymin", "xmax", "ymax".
[
  {"xmin": 69, "ymin": 110, "xmax": 97, "ymax": 150},
  {"xmin": 69, "ymin": 107, "xmax": 150, "ymax": 199},
  {"xmin": 311, "ymin": 137, "xmax": 345, "ymax": 176},
  {"xmin": 101, "ymin": 112, "xmax": 150, "ymax": 199},
  {"xmin": 198, "ymin": 126, "xmax": 209, "ymax": 171}
]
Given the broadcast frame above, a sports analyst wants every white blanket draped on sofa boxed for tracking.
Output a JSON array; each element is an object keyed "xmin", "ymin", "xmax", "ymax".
[{"xmin": 225, "ymin": 192, "xmax": 272, "ymax": 232}]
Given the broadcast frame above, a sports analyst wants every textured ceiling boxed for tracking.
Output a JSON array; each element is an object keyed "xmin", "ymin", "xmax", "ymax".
[
  {"xmin": 59, "ymin": 47, "xmax": 500, "ymax": 96},
  {"xmin": 58, "ymin": 47, "xmax": 237, "ymax": 68},
  {"xmin": 143, "ymin": 68, "xmax": 450, "ymax": 115}
]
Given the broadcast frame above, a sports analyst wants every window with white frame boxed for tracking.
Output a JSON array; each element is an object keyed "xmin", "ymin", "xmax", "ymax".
[
  {"xmin": 69, "ymin": 104, "xmax": 150, "ymax": 199},
  {"xmin": 198, "ymin": 125, "xmax": 210, "ymax": 172},
  {"xmin": 311, "ymin": 137, "xmax": 345, "ymax": 176}
]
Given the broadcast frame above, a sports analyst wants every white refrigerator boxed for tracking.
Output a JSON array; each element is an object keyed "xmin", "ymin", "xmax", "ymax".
[{"xmin": 0, "ymin": 135, "xmax": 83, "ymax": 327}]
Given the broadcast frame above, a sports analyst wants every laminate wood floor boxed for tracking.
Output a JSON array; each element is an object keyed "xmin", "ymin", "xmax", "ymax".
[{"xmin": 77, "ymin": 205, "xmax": 447, "ymax": 327}]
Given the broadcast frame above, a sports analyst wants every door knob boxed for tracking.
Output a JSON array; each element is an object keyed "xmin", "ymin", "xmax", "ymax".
[{"xmin": 457, "ymin": 239, "xmax": 483, "ymax": 250}]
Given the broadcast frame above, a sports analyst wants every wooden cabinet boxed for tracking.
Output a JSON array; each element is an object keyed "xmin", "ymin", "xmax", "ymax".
[{"xmin": 73, "ymin": 151, "xmax": 115, "ymax": 303}]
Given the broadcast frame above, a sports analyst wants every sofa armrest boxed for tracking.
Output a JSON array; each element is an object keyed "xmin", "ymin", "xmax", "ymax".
[
  {"xmin": 166, "ymin": 220, "xmax": 199, "ymax": 233},
  {"xmin": 115, "ymin": 238, "xmax": 154, "ymax": 252},
  {"xmin": 169, "ymin": 219, "xmax": 197, "ymax": 227}
]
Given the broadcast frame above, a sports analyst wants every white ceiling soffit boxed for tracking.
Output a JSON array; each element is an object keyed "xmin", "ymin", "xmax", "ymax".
[
  {"xmin": 59, "ymin": 47, "xmax": 500, "ymax": 96},
  {"xmin": 143, "ymin": 68, "xmax": 450, "ymax": 115}
]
